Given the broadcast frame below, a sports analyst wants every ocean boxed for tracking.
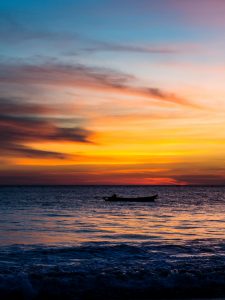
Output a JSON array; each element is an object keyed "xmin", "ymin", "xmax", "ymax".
[{"xmin": 0, "ymin": 185, "xmax": 225, "ymax": 299}]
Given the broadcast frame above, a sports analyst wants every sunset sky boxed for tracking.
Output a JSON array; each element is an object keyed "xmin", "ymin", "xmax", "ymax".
[{"xmin": 1, "ymin": 0, "xmax": 225, "ymax": 185}]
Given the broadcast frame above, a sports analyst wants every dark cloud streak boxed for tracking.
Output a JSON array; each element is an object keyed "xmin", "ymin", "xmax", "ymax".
[
  {"xmin": 0, "ymin": 98, "xmax": 93, "ymax": 160},
  {"xmin": 174, "ymin": 174, "xmax": 225, "ymax": 185}
]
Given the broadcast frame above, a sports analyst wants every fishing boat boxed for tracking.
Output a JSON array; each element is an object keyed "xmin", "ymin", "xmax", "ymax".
[{"xmin": 103, "ymin": 194, "xmax": 158, "ymax": 202}]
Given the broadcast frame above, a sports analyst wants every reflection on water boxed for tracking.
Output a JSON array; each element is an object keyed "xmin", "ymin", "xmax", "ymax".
[
  {"xmin": 0, "ymin": 185, "xmax": 225, "ymax": 246},
  {"xmin": 1, "ymin": 186, "xmax": 225, "ymax": 299}
]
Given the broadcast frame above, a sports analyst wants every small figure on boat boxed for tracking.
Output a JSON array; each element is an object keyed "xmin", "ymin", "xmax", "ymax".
[{"xmin": 112, "ymin": 193, "xmax": 117, "ymax": 199}]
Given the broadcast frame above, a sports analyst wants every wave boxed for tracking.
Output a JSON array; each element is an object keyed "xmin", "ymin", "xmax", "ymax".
[{"xmin": 1, "ymin": 241, "xmax": 225, "ymax": 299}]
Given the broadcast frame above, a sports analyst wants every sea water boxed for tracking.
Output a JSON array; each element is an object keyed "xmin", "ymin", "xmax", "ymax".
[{"xmin": 0, "ymin": 185, "xmax": 225, "ymax": 299}]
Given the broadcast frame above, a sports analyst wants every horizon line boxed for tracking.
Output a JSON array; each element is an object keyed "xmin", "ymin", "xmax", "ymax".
[{"xmin": 0, "ymin": 184, "xmax": 225, "ymax": 187}]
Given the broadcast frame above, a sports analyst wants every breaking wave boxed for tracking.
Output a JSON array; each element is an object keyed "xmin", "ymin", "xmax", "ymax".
[{"xmin": 1, "ymin": 240, "xmax": 225, "ymax": 299}]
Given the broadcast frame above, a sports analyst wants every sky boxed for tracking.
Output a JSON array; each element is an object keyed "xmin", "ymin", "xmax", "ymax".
[{"xmin": 0, "ymin": 0, "xmax": 225, "ymax": 185}]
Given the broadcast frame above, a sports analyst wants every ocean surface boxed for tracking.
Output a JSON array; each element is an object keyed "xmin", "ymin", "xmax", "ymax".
[{"xmin": 1, "ymin": 185, "xmax": 225, "ymax": 299}]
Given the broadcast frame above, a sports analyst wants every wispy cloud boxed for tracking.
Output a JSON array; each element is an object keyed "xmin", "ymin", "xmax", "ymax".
[
  {"xmin": 68, "ymin": 39, "xmax": 184, "ymax": 55},
  {"xmin": 0, "ymin": 12, "xmax": 80, "ymax": 44},
  {"xmin": 0, "ymin": 61, "xmax": 197, "ymax": 107},
  {"xmin": 0, "ymin": 11, "xmax": 188, "ymax": 58},
  {"xmin": 0, "ymin": 12, "xmax": 188, "ymax": 55}
]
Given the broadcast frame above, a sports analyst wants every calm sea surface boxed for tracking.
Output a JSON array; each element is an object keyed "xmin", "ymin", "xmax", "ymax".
[{"xmin": 0, "ymin": 185, "xmax": 225, "ymax": 299}]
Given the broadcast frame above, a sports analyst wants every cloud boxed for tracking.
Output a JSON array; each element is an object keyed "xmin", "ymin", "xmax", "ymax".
[
  {"xmin": 0, "ymin": 13, "xmax": 50, "ymax": 43},
  {"xmin": 173, "ymin": 174, "xmax": 225, "ymax": 185},
  {"xmin": 0, "ymin": 61, "xmax": 196, "ymax": 107},
  {"xmin": 69, "ymin": 39, "xmax": 183, "ymax": 55},
  {"xmin": 0, "ymin": 97, "xmax": 53, "ymax": 115},
  {"xmin": 0, "ymin": 12, "xmax": 187, "ymax": 55},
  {"xmin": 0, "ymin": 98, "xmax": 94, "ymax": 160},
  {"xmin": 0, "ymin": 12, "xmax": 80, "ymax": 45},
  {"xmin": 1, "ymin": 144, "xmax": 68, "ymax": 159}
]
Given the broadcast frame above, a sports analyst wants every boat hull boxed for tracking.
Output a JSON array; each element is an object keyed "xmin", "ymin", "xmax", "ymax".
[{"xmin": 103, "ymin": 195, "xmax": 158, "ymax": 202}]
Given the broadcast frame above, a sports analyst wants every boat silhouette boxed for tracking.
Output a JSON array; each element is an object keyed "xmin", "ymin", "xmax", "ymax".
[{"xmin": 103, "ymin": 194, "xmax": 158, "ymax": 202}]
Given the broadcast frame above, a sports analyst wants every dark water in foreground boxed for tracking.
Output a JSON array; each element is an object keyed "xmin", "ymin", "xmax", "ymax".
[{"xmin": 0, "ymin": 185, "xmax": 225, "ymax": 299}]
